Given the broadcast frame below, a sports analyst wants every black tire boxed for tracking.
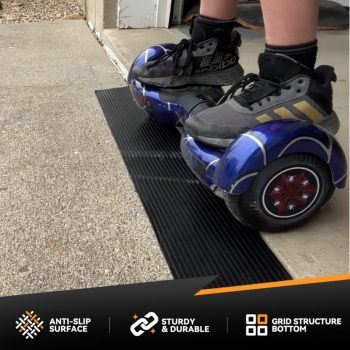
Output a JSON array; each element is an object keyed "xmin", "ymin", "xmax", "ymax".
[{"xmin": 224, "ymin": 153, "xmax": 335, "ymax": 232}]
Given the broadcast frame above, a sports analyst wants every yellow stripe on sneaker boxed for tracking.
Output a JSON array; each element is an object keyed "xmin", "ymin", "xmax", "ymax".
[
  {"xmin": 274, "ymin": 107, "xmax": 298, "ymax": 119},
  {"xmin": 293, "ymin": 101, "xmax": 324, "ymax": 123},
  {"xmin": 256, "ymin": 114, "xmax": 273, "ymax": 123}
]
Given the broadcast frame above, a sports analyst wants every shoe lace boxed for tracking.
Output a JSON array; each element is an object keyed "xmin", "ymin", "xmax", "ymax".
[
  {"xmin": 148, "ymin": 39, "xmax": 194, "ymax": 77},
  {"xmin": 217, "ymin": 73, "xmax": 291, "ymax": 110}
]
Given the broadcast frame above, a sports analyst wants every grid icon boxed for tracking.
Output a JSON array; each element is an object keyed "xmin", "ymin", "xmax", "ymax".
[{"xmin": 246, "ymin": 314, "xmax": 268, "ymax": 336}]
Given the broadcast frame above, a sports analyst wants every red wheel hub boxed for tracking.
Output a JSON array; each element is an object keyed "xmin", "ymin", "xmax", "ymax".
[{"xmin": 262, "ymin": 167, "xmax": 320, "ymax": 219}]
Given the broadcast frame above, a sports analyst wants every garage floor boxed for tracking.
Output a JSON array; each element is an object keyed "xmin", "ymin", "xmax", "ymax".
[
  {"xmin": 0, "ymin": 20, "xmax": 172, "ymax": 297},
  {"xmin": 102, "ymin": 26, "xmax": 349, "ymax": 279}
]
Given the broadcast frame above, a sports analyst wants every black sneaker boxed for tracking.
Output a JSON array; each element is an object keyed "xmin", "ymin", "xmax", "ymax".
[
  {"xmin": 132, "ymin": 16, "xmax": 244, "ymax": 87},
  {"xmin": 185, "ymin": 53, "xmax": 339, "ymax": 148}
]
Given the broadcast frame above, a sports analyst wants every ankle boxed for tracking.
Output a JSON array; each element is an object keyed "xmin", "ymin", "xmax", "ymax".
[
  {"xmin": 190, "ymin": 15, "xmax": 235, "ymax": 44},
  {"xmin": 265, "ymin": 40, "xmax": 318, "ymax": 70}
]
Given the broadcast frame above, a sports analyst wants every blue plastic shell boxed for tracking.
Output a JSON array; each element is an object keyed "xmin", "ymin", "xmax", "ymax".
[
  {"xmin": 180, "ymin": 134, "xmax": 224, "ymax": 188},
  {"xmin": 128, "ymin": 43, "xmax": 176, "ymax": 84},
  {"xmin": 213, "ymin": 120, "xmax": 347, "ymax": 194},
  {"xmin": 128, "ymin": 44, "xmax": 187, "ymax": 126}
]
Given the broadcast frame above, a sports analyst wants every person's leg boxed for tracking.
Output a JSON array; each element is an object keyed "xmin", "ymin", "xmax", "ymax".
[
  {"xmin": 186, "ymin": 0, "xmax": 339, "ymax": 148},
  {"xmin": 261, "ymin": 0, "xmax": 318, "ymax": 46},
  {"xmin": 190, "ymin": 0, "xmax": 237, "ymax": 43},
  {"xmin": 132, "ymin": 0, "xmax": 243, "ymax": 87},
  {"xmin": 261, "ymin": 0, "xmax": 319, "ymax": 70},
  {"xmin": 200, "ymin": 0, "xmax": 237, "ymax": 20}
]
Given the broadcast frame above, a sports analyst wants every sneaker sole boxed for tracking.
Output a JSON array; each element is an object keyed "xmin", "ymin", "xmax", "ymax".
[
  {"xmin": 319, "ymin": 111, "xmax": 340, "ymax": 135},
  {"xmin": 139, "ymin": 64, "xmax": 244, "ymax": 88},
  {"xmin": 192, "ymin": 135, "xmax": 234, "ymax": 149},
  {"xmin": 192, "ymin": 111, "xmax": 340, "ymax": 150}
]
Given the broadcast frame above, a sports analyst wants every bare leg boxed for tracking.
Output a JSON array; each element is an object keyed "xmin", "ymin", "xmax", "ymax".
[
  {"xmin": 200, "ymin": 0, "xmax": 237, "ymax": 20},
  {"xmin": 261, "ymin": 0, "xmax": 319, "ymax": 46}
]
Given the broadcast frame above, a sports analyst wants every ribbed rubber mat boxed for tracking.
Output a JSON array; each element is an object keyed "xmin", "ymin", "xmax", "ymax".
[{"xmin": 96, "ymin": 87, "xmax": 291, "ymax": 287}]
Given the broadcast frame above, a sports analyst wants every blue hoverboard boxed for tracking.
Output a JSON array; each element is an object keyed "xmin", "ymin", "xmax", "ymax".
[{"xmin": 128, "ymin": 44, "xmax": 347, "ymax": 231}]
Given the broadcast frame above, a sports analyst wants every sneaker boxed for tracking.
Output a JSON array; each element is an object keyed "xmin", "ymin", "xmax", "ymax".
[
  {"xmin": 132, "ymin": 16, "xmax": 244, "ymax": 87},
  {"xmin": 185, "ymin": 53, "xmax": 339, "ymax": 148}
]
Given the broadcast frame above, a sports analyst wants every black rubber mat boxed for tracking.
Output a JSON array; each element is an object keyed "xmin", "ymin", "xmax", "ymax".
[{"xmin": 96, "ymin": 87, "xmax": 291, "ymax": 287}]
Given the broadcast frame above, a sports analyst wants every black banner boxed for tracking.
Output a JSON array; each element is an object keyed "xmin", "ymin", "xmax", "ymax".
[{"xmin": 1, "ymin": 276, "xmax": 349, "ymax": 346}]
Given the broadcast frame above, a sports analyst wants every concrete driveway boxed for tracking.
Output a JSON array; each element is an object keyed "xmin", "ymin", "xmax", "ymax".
[{"xmin": 0, "ymin": 20, "xmax": 172, "ymax": 296}]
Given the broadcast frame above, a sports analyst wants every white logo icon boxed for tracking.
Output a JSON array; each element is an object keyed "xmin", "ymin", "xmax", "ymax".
[
  {"xmin": 130, "ymin": 312, "xmax": 159, "ymax": 337},
  {"xmin": 15, "ymin": 310, "xmax": 44, "ymax": 340},
  {"xmin": 246, "ymin": 314, "xmax": 268, "ymax": 336}
]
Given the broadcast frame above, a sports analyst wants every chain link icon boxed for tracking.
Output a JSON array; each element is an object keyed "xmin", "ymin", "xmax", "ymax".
[{"xmin": 130, "ymin": 312, "xmax": 159, "ymax": 337}]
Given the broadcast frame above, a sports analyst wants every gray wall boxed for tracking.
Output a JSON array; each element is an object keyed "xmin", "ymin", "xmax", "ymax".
[{"xmin": 78, "ymin": 0, "xmax": 118, "ymax": 33}]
